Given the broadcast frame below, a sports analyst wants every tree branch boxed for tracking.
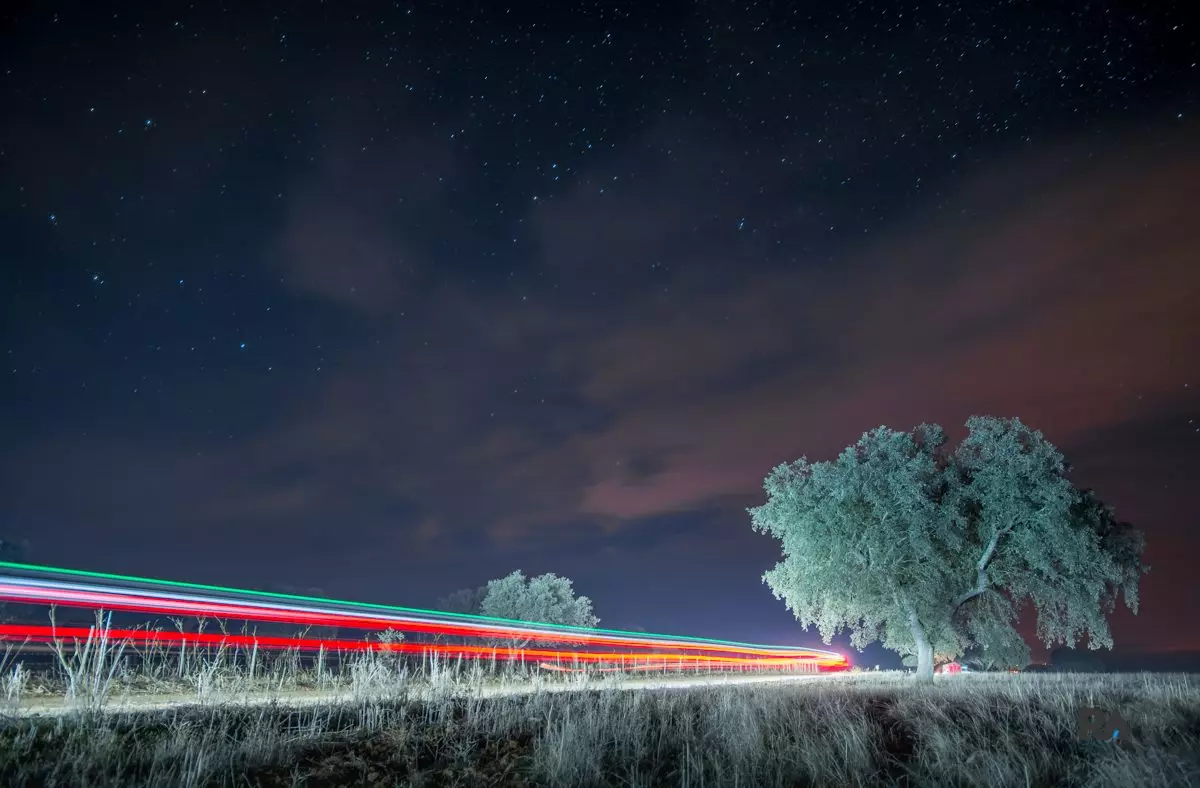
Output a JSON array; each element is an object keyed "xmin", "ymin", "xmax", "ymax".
[{"xmin": 950, "ymin": 523, "xmax": 1013, "ymax": 610}]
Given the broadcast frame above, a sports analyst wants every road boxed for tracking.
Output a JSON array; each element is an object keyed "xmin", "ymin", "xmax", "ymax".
[{"xmin": 6, "ymin": 671, "xmax": 832, "ymax": 717}]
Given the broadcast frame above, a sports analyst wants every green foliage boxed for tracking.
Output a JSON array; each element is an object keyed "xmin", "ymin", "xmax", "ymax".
[
  {"xmin": 436, "ymin": 571, "xmax": 598, "ymax": 649},
  {"xmin": 479, "ymin": 570, "xmax": 599, "ymax": 629},
  {"xmin": 437, "ymin": 586, "xmax": 488, "ymax": 616},
  {"xmin": 750, "ymin": 416, "xmax": 1148, "ymax": 678},
  {"xmin": 0, "ymin": 538, "xmax": 28, "ymax": 563},
  {"xmin": 961, "ymin": 622, "xmax": 1032, "ymax": 672}
]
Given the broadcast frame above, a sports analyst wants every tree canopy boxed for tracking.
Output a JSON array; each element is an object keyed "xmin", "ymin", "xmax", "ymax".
[
  {"xmin": 749, "ymin": 416, "xmax": 1147, "ymax": 680},
  {"xmin": 438, "ymin": 570, "xmax": 598, "ymax": 645},
  {"xmin": 479, "ymin": 570, "xmax": 599, "ymax": 629},
  {"xmin": 437, "ymin": 586, "xmax": 488, "ymax": 617},
  {"xmin": 0, "ymin": 537, "xmax": 29, "ymax": 563}
]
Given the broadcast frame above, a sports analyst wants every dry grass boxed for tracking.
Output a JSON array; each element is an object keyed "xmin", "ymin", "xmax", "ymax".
[{"xmin": 0, "ymin": 627, "xmax": 1197, "ymax": 786}]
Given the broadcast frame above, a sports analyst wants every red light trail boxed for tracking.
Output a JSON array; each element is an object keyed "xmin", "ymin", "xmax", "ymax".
[
  {"xmin": 0, "ymin": 625, "xmax": 843, "ymax": 670},
  {"xmin": 0, "ymin": 563, "xmax": 850, "ymax": 673}
]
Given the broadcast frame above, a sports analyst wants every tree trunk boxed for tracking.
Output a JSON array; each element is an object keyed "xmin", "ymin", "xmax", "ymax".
[
  {"xmin": 915, "ymin": 638, "xmax": 934, "ymax": 682},
  {"xmin": 907, "ymin": 606, "xmax": 935, "ymax": 682}
]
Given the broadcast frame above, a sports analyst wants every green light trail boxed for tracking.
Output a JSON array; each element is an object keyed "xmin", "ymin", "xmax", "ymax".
[{"xmin": 0, "ymin": 560, "xmax": 839, "ymax": 654}]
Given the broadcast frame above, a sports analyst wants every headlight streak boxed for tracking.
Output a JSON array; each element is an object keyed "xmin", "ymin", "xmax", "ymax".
[{"xmin": 0, "ymin": 563, "xmax": 851, "ymax": 672}]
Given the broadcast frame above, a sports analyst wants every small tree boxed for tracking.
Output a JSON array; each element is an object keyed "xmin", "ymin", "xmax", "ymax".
[
  {"xmin": 437, "ymin": 586, "xmax": 488, "ymax": 616},
  {"xmin": 438, "ymin": 571, "xmax": 599, "ymax": 648},
  {"xmin": 750, "ymin": 417, "xmax": 1147, "ymax": 681},
  {"xmin": 433, "ymin": 586, "xmax": 488, "ymax": 645},
  {"xmin": 0, "ymin": 539, "xmax": 27, "ymax": 562},
  {"xmin": 479, "ymin": 571, "xmax": 598, "ymax": 648},
  {"xmin": 480, "ymin": 570, "xmax": 599, "ymax": 629}
]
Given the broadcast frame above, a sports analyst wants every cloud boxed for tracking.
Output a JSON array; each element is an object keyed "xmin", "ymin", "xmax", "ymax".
[
  {"xmin": 238, "ymin": 119, "xmax": 1200, "ymax": 543},
  {"xmin": 547, "ymin": 126, "xmax": 1200, "ymax": 521},
  {"xmin": 5, "ymin": 120, "xmax": 1197, "ymax": 581}
]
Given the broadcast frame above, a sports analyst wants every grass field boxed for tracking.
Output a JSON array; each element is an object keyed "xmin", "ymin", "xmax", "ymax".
[{"xmin": 0, "ymin": 628, "xmax": 1198, "ymax": 786}]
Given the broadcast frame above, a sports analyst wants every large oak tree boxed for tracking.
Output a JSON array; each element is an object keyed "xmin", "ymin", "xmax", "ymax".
[{"xmin": 750, "ymin": 417, "xmax": 1146, "ymax": 680}]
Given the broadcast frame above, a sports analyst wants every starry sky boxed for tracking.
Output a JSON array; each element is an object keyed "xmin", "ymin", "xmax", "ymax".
[{"xmin": 2, "ymin": 1, "xmax": 1198, "ymax": 662}]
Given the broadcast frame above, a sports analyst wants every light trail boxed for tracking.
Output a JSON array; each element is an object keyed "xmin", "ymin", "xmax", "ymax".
[
  {"xmin": 0, "ymin": 562, "xmax": 851, "ymax": 672},
  {"xmin": 0, "ymin": 578, "xmax": 829, "ymax": 658},
  {"xmin": 0, "ymin": 560, "xmax": 842, "ymax": 655},
  {"xmin": 0, "ymin": 625, "xmax": 844, "ymax": 669}
]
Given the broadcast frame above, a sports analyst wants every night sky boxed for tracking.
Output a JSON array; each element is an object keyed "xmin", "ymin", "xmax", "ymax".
[{"xmin": 2, "ymin": 1, "xmax": 1198, "ymax": 663}]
